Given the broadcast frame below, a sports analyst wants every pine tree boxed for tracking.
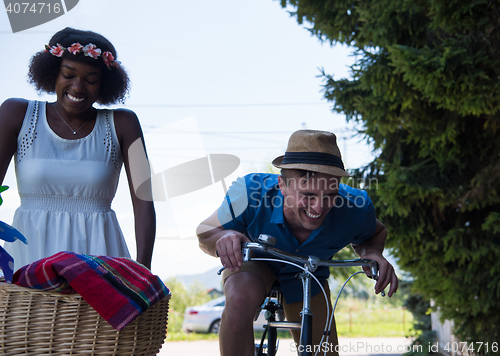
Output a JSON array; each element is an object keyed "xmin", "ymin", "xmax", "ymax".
[{"xmin": 279, "ymin": 0, "xmax": 500, "ymax": 349}]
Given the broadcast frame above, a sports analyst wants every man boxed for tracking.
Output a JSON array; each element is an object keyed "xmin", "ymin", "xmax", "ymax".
[{"xmin": 197, "ymin": 130, "xmax": 398, "ymax": 356}]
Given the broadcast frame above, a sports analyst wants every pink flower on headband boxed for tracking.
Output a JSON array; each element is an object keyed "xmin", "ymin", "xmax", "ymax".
[
  {"xmin": 49, "ymin": 43, "xmax": 66, "ymax": 57},
  {"xmin": 102, "ymin": 51, "xmax": 115, "ymax": 68},
  {"xmin": 45, "ymin": 42, "xmax": 119, "ymax": 70},
  {"xmin": 83, "ymin": 43, "xmax": 101, "ymax": 59},
  {"xmin": 68, "ymin": 42, "xmax": 83, "ymax": 55}
]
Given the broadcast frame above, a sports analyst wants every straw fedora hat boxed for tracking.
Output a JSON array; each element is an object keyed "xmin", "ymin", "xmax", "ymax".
[{"xmin": 272, "ymin": 130, "xmax": 350, "ymax": 177}]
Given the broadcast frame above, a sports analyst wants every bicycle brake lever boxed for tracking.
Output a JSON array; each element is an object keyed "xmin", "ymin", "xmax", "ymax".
[
  {"xmin": 217, "ymin": 266, "xmax": 226, "ymax": 275},
  {"xmin": 366, "ymin": 274, "xmax": 386, "ymax": 297},
  {"xmin": 242, "ymin": 246, "xmax": 251, "ymax": 263},
  {"xmin": 367, "ymin": 263, "xmax": 386, "ymax": 297}
]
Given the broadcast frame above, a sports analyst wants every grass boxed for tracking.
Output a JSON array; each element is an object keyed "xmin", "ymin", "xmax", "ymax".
[
  {"xmin": 333, "ymin": 296, "xmax": 413, "ymax": 337},
  {"xmin": 166, "ymin": 331, "xmax": 219, "ymax": 342},
  {"xmin": 335, "ymin": 307, "xmax": 413, "ymax": 337},
  {"xmin": 166, "ymin": 297, "xmax": 413, "ymax": 341}
]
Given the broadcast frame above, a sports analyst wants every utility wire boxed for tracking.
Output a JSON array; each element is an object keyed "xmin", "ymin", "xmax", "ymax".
[{"xmin": 128, "ymin": 102, "xmax": 329, "ymax": 108}]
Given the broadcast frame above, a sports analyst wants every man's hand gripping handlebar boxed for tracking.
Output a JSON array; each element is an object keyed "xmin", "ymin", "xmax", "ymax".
[{"xmin": 217, "ymin": 234, "xmax": 384, "ymax": 296}]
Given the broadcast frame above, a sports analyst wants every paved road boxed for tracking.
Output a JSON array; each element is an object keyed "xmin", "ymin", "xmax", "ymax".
[{"xmin": 158, "ymin": 337, "xmax": 414, "ymax": 356}]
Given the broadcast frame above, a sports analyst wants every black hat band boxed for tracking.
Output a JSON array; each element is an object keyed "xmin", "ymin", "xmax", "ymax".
[{"xmin": 281, "ymin": 152, "xmax": 345, "ymax": 170}]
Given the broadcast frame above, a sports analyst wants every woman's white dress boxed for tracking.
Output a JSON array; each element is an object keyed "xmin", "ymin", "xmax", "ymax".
[{"xmin": 5, "ymin": 100, "xmax": 131, "ymax": 270}]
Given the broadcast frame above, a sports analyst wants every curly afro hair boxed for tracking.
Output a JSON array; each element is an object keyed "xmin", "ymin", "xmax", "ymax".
[{"xmin": 28, "ymin": 27, "xmax": 130, "ymax": 105}]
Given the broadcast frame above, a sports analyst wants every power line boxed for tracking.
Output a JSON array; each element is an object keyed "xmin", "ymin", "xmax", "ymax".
[{"xmin": 128, "ymin": 102, "xmax": 329, "ymax": 108}]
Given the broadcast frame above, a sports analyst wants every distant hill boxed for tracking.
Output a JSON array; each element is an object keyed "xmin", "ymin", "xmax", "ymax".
[{"xmin": 173, "ymin": 266, "xmax": 223, "ymax": 291}]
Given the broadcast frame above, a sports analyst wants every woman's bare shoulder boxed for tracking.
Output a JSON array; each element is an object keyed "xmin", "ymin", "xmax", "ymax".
[
  {"xmin": 0, "ymin": 98, "xmax": 30, "ymax": 129},
  {"xmin": 112, "ymin": 107, "xmax": 143, "ymax": 138},
  {"xmin": 113, "ymin": 107, "xmax": 139, "ymax": 122},
  {"xmin": 0, "ymin": 98, "xmax": 29, "ymax": 114}
]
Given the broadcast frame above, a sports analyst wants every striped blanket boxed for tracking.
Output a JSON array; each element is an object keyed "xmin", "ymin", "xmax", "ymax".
[{"xmin": 13, "ymin": 252, "xmax": 170, "ymax": 330}]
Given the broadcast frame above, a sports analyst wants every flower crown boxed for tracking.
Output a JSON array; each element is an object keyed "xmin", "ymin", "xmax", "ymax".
[{"xmin": 45, "ymin": 42, "xmax": 119, "ymax": 70}]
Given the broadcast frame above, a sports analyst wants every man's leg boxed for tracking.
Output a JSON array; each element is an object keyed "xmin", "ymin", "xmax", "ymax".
[
  {"xmin": 220, "ymin": 262, "xmax": 277, "ymax": 356},
  {"xmin": 283, "ymin": 281, "xmax": 339, "ymax": 356}
]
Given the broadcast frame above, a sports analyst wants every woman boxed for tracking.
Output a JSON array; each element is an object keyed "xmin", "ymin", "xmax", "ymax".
[{"xmin": 0, "ymin": 28, "xmax": 156, "ymax": 270}]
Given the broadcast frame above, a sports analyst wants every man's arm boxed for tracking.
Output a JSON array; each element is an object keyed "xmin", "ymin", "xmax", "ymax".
[
  {"xmin": 351, "ymin": 219, "xmax": 398, "ymax": 297},
  {"xmin": 197, "ymin": 209, "xmax": 251, "ymax": 272}
]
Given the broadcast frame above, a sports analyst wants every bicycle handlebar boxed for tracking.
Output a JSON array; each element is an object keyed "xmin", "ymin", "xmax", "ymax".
[
  {"xmin": 217, "ymin": 234, "xmax": 380, "ymax": 280},
  {"xmin": 241, "ymin": 241, "xmax": 379, "ymax": 279}
]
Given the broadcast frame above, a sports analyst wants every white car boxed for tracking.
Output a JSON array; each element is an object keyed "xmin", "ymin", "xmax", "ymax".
[{"xmin": 182, "ymin": 296, "xmax": 269, "ymax": 333}]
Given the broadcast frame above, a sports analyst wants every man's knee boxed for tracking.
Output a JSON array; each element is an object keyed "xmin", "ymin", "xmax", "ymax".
[
  {"xmin": 223, "ymin": 272, "xmax": 267, "ymax": 322},
  {"xmin": 225, "ymin": 288, "xmax": 259, "ymax": 312}
]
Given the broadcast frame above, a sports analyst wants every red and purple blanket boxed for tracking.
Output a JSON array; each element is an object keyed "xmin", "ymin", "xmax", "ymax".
[{"xmin": 12, "ymin": 252, "xmax": 170, "ymax": 330}]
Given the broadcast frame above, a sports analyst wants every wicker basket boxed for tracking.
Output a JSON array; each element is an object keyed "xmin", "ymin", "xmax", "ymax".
[{"xmin": 0, "ymin": 283, "xmax": 170, "ymax": 355}]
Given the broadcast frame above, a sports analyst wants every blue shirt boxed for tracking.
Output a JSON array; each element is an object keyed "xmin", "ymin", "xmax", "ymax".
[{"xmin": 218, "ymin": 173, "xmax": 377, "ymax": 303}]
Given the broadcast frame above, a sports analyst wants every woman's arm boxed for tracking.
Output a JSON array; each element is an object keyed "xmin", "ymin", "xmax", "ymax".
[
  {"xmin": 0, "ymin": 98, "xmax": 28, "ymax": 185},
  {"xmin": 114, "ymin": 108, "xmax": 156, "ymax": 270}
]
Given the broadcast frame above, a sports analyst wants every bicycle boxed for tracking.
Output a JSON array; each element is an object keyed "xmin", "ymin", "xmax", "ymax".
[{"xmin": 218, "ymin": 234, "xmax": 384, "ymax": 356}]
